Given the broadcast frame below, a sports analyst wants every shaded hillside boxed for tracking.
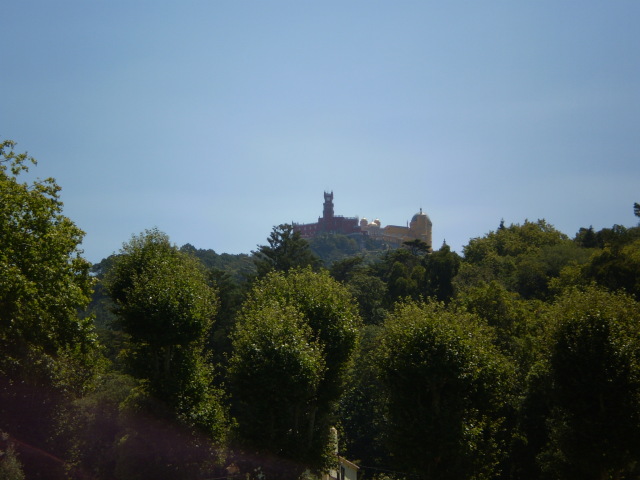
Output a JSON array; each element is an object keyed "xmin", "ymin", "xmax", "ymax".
[
  {"xmin": 308, "ymin": 233, "xmax": 393, "ymax": 267},
  {"xmin": 180, "ymin": 243, "xmax": 256, "ymax": 282}
]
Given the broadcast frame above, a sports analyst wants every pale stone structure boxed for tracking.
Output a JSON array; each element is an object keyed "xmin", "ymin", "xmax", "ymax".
[{"xmin": 360, "ymin": 207, "xmax": 433, "ymax": 249}]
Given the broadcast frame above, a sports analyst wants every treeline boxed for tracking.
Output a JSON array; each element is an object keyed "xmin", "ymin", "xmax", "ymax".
[{"xmin": 2, "ymin": 138, "xmax": 640, "ymax": 480}]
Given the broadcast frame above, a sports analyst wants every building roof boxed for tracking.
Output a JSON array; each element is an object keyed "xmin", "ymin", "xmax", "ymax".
[{"xmin": 338, "ymin": 456, "xmax": 360, "ymax": 470}]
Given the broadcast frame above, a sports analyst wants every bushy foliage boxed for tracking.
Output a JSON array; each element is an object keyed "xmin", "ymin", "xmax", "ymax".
[
  {"xmin": 105, "ymin": 229, "xmax": 228, "ymax": 442},
  {"xmin": 229, "ymin": 268, "xmax": 361, "ymax": 477},
  {"xmin": 229, "ymin": 302, "xmax": 325, "ymax": 472},
  {"xmin": 253, "ymin": 224, "xmax": 321, "ymax": 277},
  {"xmin": 0, "ymin": 139, "xmax": 99, "ymax": 388},
  {"xmin": 535, "ymin": 287, "xmax": 640, "ymax": 480},
  {"xmin": 375, "ymin": 300, "xmax": 516, "ymax": 480},
  {"xmin": 338, "ymin": 325, "xmax": 389, "ymax": 468},
  {"xmin": 460, "ymin": 220, "xmax": 592, "ymax": 300},
  {"xmin": 4, "ymin": 137, "xmax": 640, "ymax": 480},
  {"xmin": 0, "ymin": 139, "xmax": 100, "ymax": 477}
]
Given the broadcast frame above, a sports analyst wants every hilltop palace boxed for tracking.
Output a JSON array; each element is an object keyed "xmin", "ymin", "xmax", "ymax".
[{"xmin": 293, "ymin": 191, "xmax": 433, "ymax": 249}]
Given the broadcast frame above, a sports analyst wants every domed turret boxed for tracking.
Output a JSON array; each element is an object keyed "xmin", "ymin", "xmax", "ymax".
[
  {"xmin": 409, "ymin": 208, "xmax": 432, "ymax": 247},
  {"xmin": 411, "ymin": 208, "xmax": 431, "ymax": 224}
]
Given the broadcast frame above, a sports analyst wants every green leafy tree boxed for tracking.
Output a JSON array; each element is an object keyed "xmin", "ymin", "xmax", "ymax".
[
  {"xmin": 105, "ymin": 229, "xmax": 227, "ymax": 441},
  {"xmin": 375, "ymin": 300, "xmax": 515, "ymax": 480},
  {"xmin": 229, "ymin": 268, "xmax": 361, "ymax": 477},
  {"xmin": 514, "ymin": 242, "xmax": 592, "ymax": 300},
  {"xmin": 228, "ymin": 303, "xmax": 325, "ymax": 478},
  {"xmin": 454, "ymin": 280, "xmax": 541, "ymax": 370},
  {"xmin": 253, "ymin": 224, "xmax": 321, "ymax": 277},
  {"xmin": 403, "ymin": 238, "xmax": 432, "ymax": 255},
  {"xmin": 464, "ymin": 219, "xmax": 568, "ymax": 262},
  {"xmin": 345, "ymin": 272, "xmax": 388, "ymax": 325},
  {"xmin": 554, "ymin": 225, "xmax": 640, "ymax": 299},
  {"xmin": 329, "ymin": 255, "xmax": 366, "ymax": 283},
  {"xmin": 57, "ymin": 372, "xmax": 138, "ymax": 479},
  {"xmin": 338, "ymin": 325, "xmax": 389, "ymax": 469},
  {"xmin": 179, "ymin": 244, "xmax": 256, "ymax": 283},
  {"xmin": 460, "ymin": 220, "xmax": 593, "ymax": 301},
  {"xmin": 423, "ymin": 242, "xmax": 461, "ymax": 302},
  {"xmin": 582, "ymin": 238, "xmax": 640, "ymax": 299},
  {"xmin": 60, "ymin": 370, "xmax": 228, "ymax": 480},
  {"xmin": 0, "ymin": 139, "xmax": 98, "ymax": 382},
  {"xmin": 370, "ymin": 248, "xmax": 424, "ymax": 305},
  {"xmin": 206, "ymin": 267, "xmax": 247, "ymax": 372},
  {"xmin": 593, "ymin": 224, "xmax": 640, "ymax": 250},
  {"xmin": 574, "ymin": 226, "xmax": 600, "ymax": 248},
  {"xmin": 329, "ymin": 257, "xmax": 388, "ymax": 325},
  {"xmin": 0, "ymin": 139, "xmax": 99, "ymax": 477},
  {"xmin": 536, "ymin": 287, "xmax": 640, "ymax": 480}
]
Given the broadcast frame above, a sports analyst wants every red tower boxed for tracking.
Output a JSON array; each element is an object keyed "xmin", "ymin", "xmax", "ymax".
[
  {"xmin": 294, "ymin": 191, "xmax": 360, "ymax": 238},
  {"xmin": 321, "ymin": 191, "xmax": 335, "ymax": 230}
]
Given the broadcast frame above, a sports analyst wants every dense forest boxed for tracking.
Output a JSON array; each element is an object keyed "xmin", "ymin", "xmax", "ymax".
[{"xmin": 3, "ymin": 138, "xmax": 640, "ymax": 480}]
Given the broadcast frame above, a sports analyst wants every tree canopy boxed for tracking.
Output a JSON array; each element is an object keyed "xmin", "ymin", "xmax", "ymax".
[
  {"xmin": 229, "ymin": 268, "xmax": 361, "ymax": 477},
  {"xmin": 0, "ymin": 139, "xmax": 97, "ymax": 370},
  {"xmin": 0, "ymin": 138, "xmax": 99, "ymax": 478},
  {"xmin": 4, "ymin": 136, "xmax": 640, "ymax": 479},
  {"xmin": 252, "ymin": 223, "xmax": 321, "ymax": 277},
  {"xmin": 537, "ymin": 287, "xmax": 640, "ymax": 480},
  {"xmin": 105, "ymin": 229, "xmax": 227, "ymax": 441},
  {"xmin": 375, "ymin": 300, "xmax": 515, "ymax": 480}
]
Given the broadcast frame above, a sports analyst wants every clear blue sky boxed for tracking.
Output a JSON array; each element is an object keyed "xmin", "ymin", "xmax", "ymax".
[{"xmin": 3, "ymin": 2, "xmax": 639, "ymax": 263}]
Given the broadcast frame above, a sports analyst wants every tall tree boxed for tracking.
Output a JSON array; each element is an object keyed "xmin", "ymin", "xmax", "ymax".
[
  {"xmin": 253, "ymin": 224, "xmax": 321, "ymax": 277},
  {"xmin": 371, "ymin": 247, "xmax": 425, "ymax": 305},
  {"xmin": 582, "ymin": 239, "xmax": 640, "ymax": 299},
  {"xmin": 338, "ymin": 325, "xmax": 389, "ymax": 469},
  {"xmin": 228, "ymin": 302, "xmax": 325, "ymax": 478},
  {"xmin": 424, "ymin": 242, "xmax": 461, "ymax": 302},
  {"xmin": 453, "ymin": 279, "xmax": 543, "ymax": 373},
  {"xmin": 229, "ymin": 268, "xmax": 361, "ymax": 477},
  {"xmin": 375, "ymin": 300, "xmax": 515, "ymax": 480},
  {"xmin": 105, "ymin": 229, "xmax": 227, "ymax": 440},
  {"xmin": 537, "ymin": 287, "xmax": 640, "ymax": 480},
  {"xmin": 460, "ymin": 219, "xmax": 591, "ymax": 299},
  {"xmin": 0, "ymin": 139, "xmax": 97, "ymax": 373},
  {"xmin": 574, "ymin": 225, "xmax": 600, "ymax": 248},
  {"xmin": 0, "ymin": 139, "xmax": 100, "ymax": 477}
]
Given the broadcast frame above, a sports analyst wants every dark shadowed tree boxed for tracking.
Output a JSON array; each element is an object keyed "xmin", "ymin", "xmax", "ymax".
[
  {"xmin": 536, "ymin": 287, "xmax": 640, "ymax": 480},
  {"xmin": 105, "ymin": 229, "xmax": 228, "ymax": 442},
  {"xmin": 404, "ymin": 238, "xmax": 431, "ymax": 255},
  {"xmin": 582, "ymin": 238, "xmax": 640, "ymax": 299},
  {"xmin": 454, "ymin": 280, "xmax": 540, "ymax": 369},
  {"xmin": 329, "ymin": 255, "xmax": 366, "ymax": 283},
  {"xmin": 228, "ymin": 302, "xmax": 325, "ymax": 478},
  {"xmin": 424, "ymin": 242, "xmax": 461, "ymax": 302},
  {"xmin": 253, "ymin": 224, "xmax": 321, "ymax": 277},
  {"xmin": 0, "ymin": 432, "xmax": 25, "ymax": 480},
  {"xmin": 574, "ymin": 225, "xmax": 600, "ymax": 248},
  {"xmin": 338, "ymin": 325, "xmax": 389, "ymax": 470},
  {"xmin": 229, "ymin": 268, "xmax": 361, "ymax": 478},
  {"xmin": 375, "ymin": 300, "xmax": 515, "ymax": 480}
]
